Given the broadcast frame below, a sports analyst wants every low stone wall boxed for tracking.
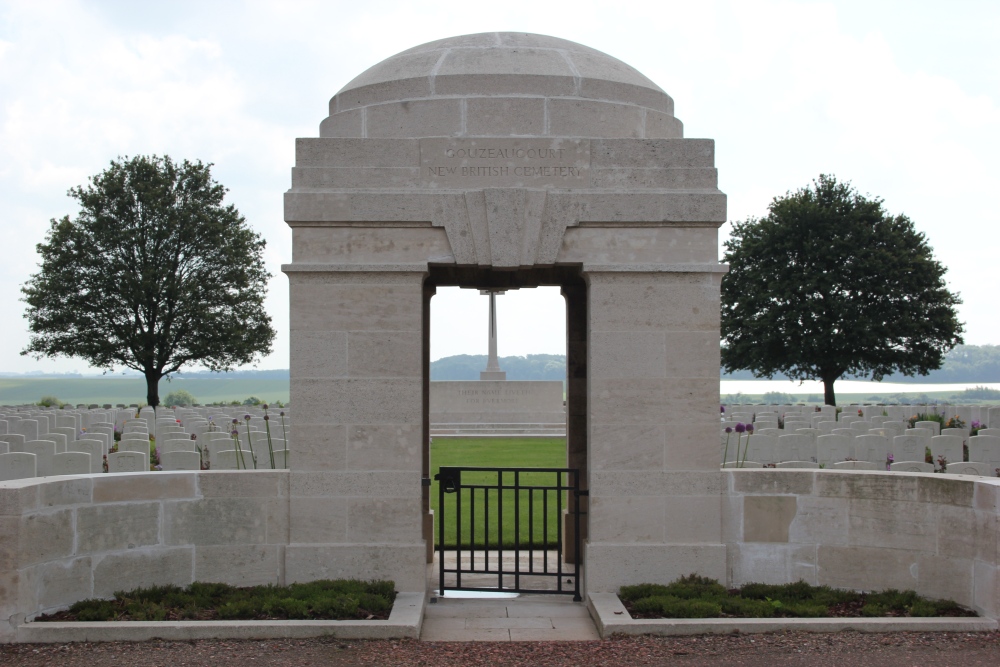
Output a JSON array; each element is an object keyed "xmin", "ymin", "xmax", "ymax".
[
  {"xmin": 725, "ymin": 470, "xmax": 1000, "ymax": 618},
  {"xmin": 0, "ymin": 470, "xmax": 289, "ymax": 642}
]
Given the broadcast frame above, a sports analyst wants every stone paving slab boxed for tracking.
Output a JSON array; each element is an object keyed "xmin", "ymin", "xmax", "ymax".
[{"xmin": 420, "ymin": 594, "xmax": 599, "ymax": 641}]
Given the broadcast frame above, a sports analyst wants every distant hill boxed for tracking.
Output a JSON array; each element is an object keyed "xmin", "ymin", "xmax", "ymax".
[
  {"xmin": 431, "ymin": 354, "xmax": 566, "ymax": 381},
  {"xmin": 721, "ymin": 344, "xmax": 1000, "ymax": 383}
]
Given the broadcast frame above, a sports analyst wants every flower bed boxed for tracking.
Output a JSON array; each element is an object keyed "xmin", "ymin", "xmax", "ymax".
[
  {"xmin": 34, "ymin": 580, "xmax": 395, "ymax": 622},
  {"xmin": 620, "ymin": 575, "xmax": 977, "ymax": 619}
]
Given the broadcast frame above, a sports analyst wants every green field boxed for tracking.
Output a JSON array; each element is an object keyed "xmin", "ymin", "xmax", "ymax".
[
  {"xmin": 430, "ymin": 437, "xmax": 568, "ymax": 548},
  {"xmin": 0, "ymin": 378, "xmax": 289, "ymax": 407}
]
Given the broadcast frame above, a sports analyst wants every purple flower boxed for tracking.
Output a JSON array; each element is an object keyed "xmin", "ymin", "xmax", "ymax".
[
  {"xmin": 231, "ymin": 429, "xmax": 239, "ymax": 437},
  {"xmin": 190, "ymin": 433, "xmax": 197, "ymax": 440},
  {"xmin": 262, "ymin": 404, "xmax": 268, "ymax": 410},
  {"xmin": 725, "ymin": 427, "xmax": 733, "ymax": 434},
  {"xmin": 263, "ymin": 415, "xmax": 269, "ymax": 421},
  {"xmin": 279, "ymin": 411, "xmax": 285, "ymax": 417},
  {"xmin": 746, "ymin": 424, "xmax": 754, "ymax": 434},
  {"xmin": 244, "ymin": 414, "xmax": 252, "ymax": 421},
  {"xmin": 720, "ymin": 406, "xmax": 725, "ymax": 413},
  {"xmin": 734, "ymin": 423, "xmax": 746, "ymax": 433},
  {"xmin": 232, "ymin": 418, "xmax": 238, "ymax": 425}
]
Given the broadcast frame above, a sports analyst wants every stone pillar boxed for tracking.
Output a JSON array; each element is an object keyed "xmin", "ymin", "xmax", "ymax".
[
  {"xmin": 563, "ymin": 282, "xmax": 588, "ymax": 563},
  {"xmin": 479, "ymin": 290, "xmax": 507, "ymax": 381},
  {"xmin": 583, "ymin": 270, "xmax": 726, "ymax": 592},
  {"xmin": 285, "ymin": 268, "xmax": 427, "ymax": 591}
]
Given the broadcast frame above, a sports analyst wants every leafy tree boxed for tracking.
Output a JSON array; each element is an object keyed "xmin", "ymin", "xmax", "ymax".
[
  {"xmin": 721, "ymin": 175, "xmax": 964, "ymax": 406},
  {"xmin": 22, "ymin": 155, "xmax": 275, "ymax": 408},
  {"xmin": 163, "ymin": 389, "xmax": 198, "ymax": 407}
]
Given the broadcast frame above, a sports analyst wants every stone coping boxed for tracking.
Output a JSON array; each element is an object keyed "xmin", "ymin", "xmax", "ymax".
[
  {"xmin": 15, "ymin": 592, "xmax": 425, "ymax": 644},
  {"xmin": 587, "ymin": 593, "xmax": 999, "ymax": 639}
]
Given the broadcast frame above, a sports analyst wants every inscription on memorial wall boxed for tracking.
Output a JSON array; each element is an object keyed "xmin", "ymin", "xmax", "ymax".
[{"xmin": 420, "ymin": 139, "xmax": 590, "ymax": 187}]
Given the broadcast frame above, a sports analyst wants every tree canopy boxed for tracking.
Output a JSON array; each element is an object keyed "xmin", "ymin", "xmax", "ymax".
[
  {"xmin": 21, "ymin": 155, "xmax": 275, "ymax": 407},
  {"xmin": 720, "ymin": 174, "xmax": 964, "ymax": 405}
]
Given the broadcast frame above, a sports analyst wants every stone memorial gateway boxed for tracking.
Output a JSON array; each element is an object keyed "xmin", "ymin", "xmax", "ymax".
[
  {"xmin": 0, "ymin": 33, "xmax": 997, "ymax": 641},
  {"xmin": 284, "ymin": 31, "xmax": 727, "ymax": 593}
]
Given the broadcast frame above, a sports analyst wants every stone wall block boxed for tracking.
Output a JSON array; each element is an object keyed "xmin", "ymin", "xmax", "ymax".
[
  {"xmin": 590, "ymin": 423, "xmax": 665, "ymax": 471},
  {"xmin": 287, "ymin": 424, "xmax": 347, "ymax": 472},
  {"xmin": 19, "ymin": 510, "xmax": 73, "ymax": 564},
  {"xmin": 664, "ymin": 494, "xmax": 722, "ymax": 543},
  {"xmin": 814, "ymin": 472, "xmax": 918, "ymax": 502},
  {"xmin": 729, "ymin": 470, "xmax": 815, "ymax": 495},
  {"xmin": 547, "ymin": 99, "xmax": 644, "ymax": 138},
  {"xmin": 290, "ymin": 331, "xmax": 348, "ymax": 379},
  {"xmin": 288, "ymin": 497, "xmax": 347, "ymax": 544},
  {"xmin": 588, "ymin": 331, "xmax": 666, "ymax": 380},
  {"xmin": 588, "ymin": 273, "xmax": 721, "ymax": 333},
  {"xmin": 643, "ymin": 110, "xmax": 684, "ymax": 139},
  {"xmin": 164, "ymin": 498, "xmax": 267, "ymax": 546},
  {"xmin": 558, "ymin": 227, "xmax": 719, "ymax": 266},
  {"xmin": 293, "ymin": 379, "xmax": 422, "ymax": 425},
  {"xmin": 295, "ymin": 138, "xmax": 421, "ymax": 168},
  {"xmin": 318, "ymin": 109, "xmax": 363, "ymax": 138},
  {"xmin": 291, "ymin": 471, "xmax": 420, "ymax": 499},
  {"xmin": 466, "ymin": 97, "xmax": 545, "ymax": 136},
  {"xmin": 728, "ymin": 542, "xmax": 819, "ymax": 586},
  {"xmin": 847, "ymin": 499, "xmax": 937, "ymax": 552},
  {"xmin": 743, "ymin": 496, "xmax": 796, "ymax": 543},
  {"xmin": 365, "ymin": 99, "xmax": 462, "ymax": 138},
  {"xmin": 76, "ymin": 502, "xmax": 160, "ymax": 554},
  {"xmin": 33, "ymin": 557, "xmax": 92, "ymax": 614},
  {"xmin": 588, "ymin": 496, "xmax": 666, "ymax": 543},
  {"xmin": 92, "ymin": 548, "xmax": 192, "ymax": 598},
  {"xmin": 591, "ymin": 138, "xmax": 714, "ymax": 169},
  {"xmin": 788, "ymin": 496, "xmax": 849, "ymax": 546},
  {"xmin": 590, "ymin": 470, "xmax": 723, "ymax": 497},
  {"xmin": 346, "ymin": 498, "xmax": 422, "ymax": 542},
  {"xmin": 285, "ymin": 544, "xmax": 426, "ymax": 591},
  {"xmin": 92, "ymin": 473, "xmax": 197, "ymax": 503},
  {"xmin": 347, "ymin": 331, "xmax": 422, "ymax": 378},
  {"xmin": 197, "ymin": 470, "xmax": 289, "ymax": 499},
  {"xmin": 195, "ymin": 545, "xmax": 282, "ymax": 587},
  {"xmin": 818, "ymin": 545, "xmax": 918, "ymax": 592},
  {"xmin": 289, "ymin": 280, "xmax": 423, "ymax": 332},
  {"xmin": 917, "ymin": 553, "xmax": 974, "ymax": 607},
  {"xmin": 38, "ymin": 477, "xmax": 92, "ymax": 508},
  {"xmin": 347, "ymin": 424, "xmax": 422, "ymax": 471}
]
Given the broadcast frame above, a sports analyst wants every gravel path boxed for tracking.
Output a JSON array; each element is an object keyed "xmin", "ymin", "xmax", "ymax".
[{"xmin": 2, "ymin": 631, "xmax": 999, "ymax": 667}]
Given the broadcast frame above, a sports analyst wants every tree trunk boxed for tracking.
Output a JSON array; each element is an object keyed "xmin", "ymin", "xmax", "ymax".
[
  {"xmin": 822, "ymin": 376, "xmax": 837, "ymax": 406},
  {"xmin": 145, "ymin": 372, "xmax": 161, "ymax": 408}
]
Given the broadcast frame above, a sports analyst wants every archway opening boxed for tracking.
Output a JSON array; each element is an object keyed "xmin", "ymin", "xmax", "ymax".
[{"xmin": 423, "ymin": 265, "xmax": 588, "ymax": 595}]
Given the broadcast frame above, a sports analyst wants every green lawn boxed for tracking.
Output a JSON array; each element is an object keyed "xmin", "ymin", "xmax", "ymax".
[{"xmin": 430, "ymin": 437, "xmax": 569, "ymax": 548}]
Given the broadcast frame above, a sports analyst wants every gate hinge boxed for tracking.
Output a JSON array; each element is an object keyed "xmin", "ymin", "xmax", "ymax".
[
  {"xmin": 576, "ymin": 489, "xmax": 589, "ymax": 496},
  {"xmin": 421, "ymin": 477, "xmax": 431, "ymax": 487}
]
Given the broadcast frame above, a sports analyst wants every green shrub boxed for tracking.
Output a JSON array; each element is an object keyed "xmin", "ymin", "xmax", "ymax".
[
  {"xmin": 861, "ymin": 603, "xmax": 888, "ymax": 617},
  {"xmin": 660, "ymin": 598, "xmax": 722, "ymax": 619},
  {"xmin": 620, "ymin": 583, "xmax": 672, "ymax": 602},
  {"xmin": 780, "ymin": 602, "xmax": 828, "ymax": 617},
  {"xmin": 660, "ymin": 573, "xmax": 728, "ymax": 600},
  {"xmin": 70, "ymin": 600, "xmax": 117, "ymax": 621},
  {"xmin": 865, "ymin": 589, "xmax": 918, "ymax": 612},
  {"xmin": 37, "ymin": 395, "xmax": 64, "ymax": 408},
  {"xmin": 720, "ymin": 597, "xmax": 775, "ymax": 617},
  {"xmin": 163, "ymin": 389, "xmax": 197, "ymax": 406}
]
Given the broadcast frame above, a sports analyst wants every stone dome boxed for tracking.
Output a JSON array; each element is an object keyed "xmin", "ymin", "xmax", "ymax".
[{"xmin": 321, "ymin": 32, "xmax": 681, "ymax": 140}]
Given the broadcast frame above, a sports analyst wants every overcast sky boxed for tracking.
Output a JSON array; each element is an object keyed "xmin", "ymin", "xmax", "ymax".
[{"xmin": 1, "ymin": 0, "xmax": 997, "ymax": 373}]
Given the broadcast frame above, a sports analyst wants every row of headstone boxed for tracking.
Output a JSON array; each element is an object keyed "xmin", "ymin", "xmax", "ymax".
[
  {"xmin": 723, "ymin": 404, "xmax": 1000, "ymax": 429},
  {"xmin": 721, "ymin": 432, "xmax": 1000, "ymax": 470},
  {"xmin": 0, "ymin": 404, "xmax": 291, "ymax": 478}
]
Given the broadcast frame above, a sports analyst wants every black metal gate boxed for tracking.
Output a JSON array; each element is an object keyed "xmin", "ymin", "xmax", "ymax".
[{"xmin": 434, "ymin": 466, "xmax": 584, "ymax": 601}]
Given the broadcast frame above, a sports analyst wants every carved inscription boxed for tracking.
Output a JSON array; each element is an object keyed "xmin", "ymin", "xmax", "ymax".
[{"xmin": 420, "ymin": 139, "xmax": 589, "ymax": 187}]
